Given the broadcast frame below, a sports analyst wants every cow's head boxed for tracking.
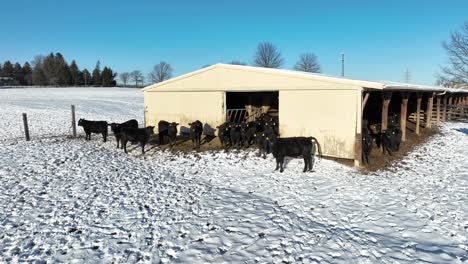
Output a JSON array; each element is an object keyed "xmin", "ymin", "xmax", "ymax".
[
  {"xmin": 109, "ymin": 123, "xmax": 118, "ymax": 132},
  {"xmin": 146, "ymin": 126, "xmax": 155, "ymax": 135},
  {"xmin": 78, "ymin": 119, "xmax": 84, "ymax": 126}
]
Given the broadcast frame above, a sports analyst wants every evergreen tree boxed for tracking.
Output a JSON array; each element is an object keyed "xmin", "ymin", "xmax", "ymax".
[
  {"xmin": 82, "ymin": 68, "xmax": 91, "ymax": 86},
  {"xmin": 0, "ymin": 63, "xmax": 3, "ymax": 77},
  {"xmin": 69, "ymin": 60, "xmax": 81, "ymax": 86},
  {"xmin": 33, "ymin": 63, "xmax": 47, "ymax": 85},
  {"xmin": 22, "ymin": 62, "xmax": 33, "ymax": 85},
  {"xmin": 42, "ymin": 53, "xmax": 56, "ymax": 85},
  {"xmin": 2, "ymin": 61, "xmax": 14, "ymax": 77},
  {"xmin": 55, "ymin": 53, "xmax": 72, "ymax": 86},
  {"xmin": 101, "ymin": 66, "xmax": 117, "ymax": 87},
  {"xmin": 13, "ymin": 63, "xmax": 23, "ymax": 85},
  {"xmin": 92, "ymin": 61, "xmax": 101, "ymax": 86}
]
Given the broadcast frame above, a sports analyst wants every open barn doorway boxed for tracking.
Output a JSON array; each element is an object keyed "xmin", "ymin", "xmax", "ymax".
[{"xmin": 225, "ymin": 91, "xmax": 279, "ymax": 123}]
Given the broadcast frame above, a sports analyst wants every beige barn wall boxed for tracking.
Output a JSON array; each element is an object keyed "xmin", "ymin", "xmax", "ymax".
[
  {"xmin": 144, "ymin": 91, "xmax": 225, "ymax": 135},
  {"xmin": 279, "ymin": 89, "xmax": 359, "ymax": 159}
]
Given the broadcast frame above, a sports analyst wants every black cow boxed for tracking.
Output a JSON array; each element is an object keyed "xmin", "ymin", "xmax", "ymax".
[
  {"xmin": 230, "ymin": 123, "xmax": 242, "ymax": 147},
  {"xmin": 216, "ymin": 122, "xmax": 232, "ymax": 149},
  {"xmin": 158, "ymin": 121, "xmax": 169, "ymax": 145},
  {"xmin": 109, "ymin": 119, "xmax": 138, "ymax": 148},
  {"xmin": 254, "ymin": 129, "xmax": 276, "ymax": 159},
  {"xmin": 240, "ymin": 121, "xmax": 257, "ymax": 147},
  {"xmin": 159, "ymin": 121, "xmax": 179, "ymax": 147},
  {"xmin": 189, "ymin": 120, "xmax": 203, "ymax": 149},
  {"xmin": 389, "ymin": 113, "xmax": 400, "ymax": 127},
  {"xmin": 362, "ymin": 124, "xmax": 373, "ymax": 164},
  {"xmin": 167, "ymin": 122, "xmax": 179, "ymax": 147},
  {"xmin": 121, "ymin": 126, "xmax": 155, "ymax": 154},
  {"xmin": 381, "ymin": 126, "xmax": 402, "ymax": 156},
  {"xmin": 78, "ymin": 119, "xmax": 108, "ymax": 142},
  {"xmin": 269, "ymin": 136, "xmax": 322, "ymax": 173}
]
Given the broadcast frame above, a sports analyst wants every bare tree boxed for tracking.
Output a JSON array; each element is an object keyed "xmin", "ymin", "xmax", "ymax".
[
  {"xmin": 439, "ymin": 21, "xmax": 468, "ymax": 86},
  {"xmin": 130, "ymin": 70, "xmax": 143, "ymax": 87},
  {"xmin": 148, "ymin": 61, "xmax": 173, "ymax": 84},
  {"xmin": 254, "ymin": 42, "xmax": 284, "ymax": 68},
  {"xmin": 293, "ymin": 53, "xmax": 321, "ymax": 73},
  {"xmin": 229, "ymin": 60, "xmax": 247, "ymax": 65},
  {"xmin": 120, "ymin": 72, "xmax": 130, "ymax": 86}
]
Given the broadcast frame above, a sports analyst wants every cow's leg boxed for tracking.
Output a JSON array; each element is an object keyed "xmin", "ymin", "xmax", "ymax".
[
  {"xmin": 279, "ymin": 157, "xmax": 284, "ymax": 173},
  {"xmin": 103, "ymin": 132, "xmax": 107, "ymax": 142},
  {"xmin": 116, "ymin": 136, "xmax": 120, "ymax": 148},
  {"xmin": 123, "ymin": 140, "xmax": 128, "ymax": 153},
  {"xmin": 275, "ymin": 159, "xmax": 280, "ymax": 171},
  {"xmin": 303, "ymin": 156, "xmax": 308, "ymax": 172},
  {"xmin": 141, "ymin": 142, "xmax": 145, "ymax": 154},
  {"xmin": 310, "ymin": 155, "xmax": 315, "ymax": 171}
]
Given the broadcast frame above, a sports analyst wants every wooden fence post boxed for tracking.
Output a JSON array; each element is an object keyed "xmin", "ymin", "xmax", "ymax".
[
  {"xmin": 436, "ymin": 96, "xmax": 441, "ymax": 125},
  {"xmin": 71, "ymin": 105, "xmax": 77, "ymax": 138},
  {"xmin": 22, "ymin": 113, "xmax": 30, "ymax": 141}
]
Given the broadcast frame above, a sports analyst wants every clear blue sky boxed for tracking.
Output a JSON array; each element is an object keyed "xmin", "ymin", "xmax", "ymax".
[{"xmin": 2, "ymin": 0, "xmax": 467, "ymax": 85}]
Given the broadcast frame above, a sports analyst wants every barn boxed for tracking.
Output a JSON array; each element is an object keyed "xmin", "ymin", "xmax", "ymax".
[{"xmin": 143, "ymin": 63, "xmax": 468, "ymax": 165}]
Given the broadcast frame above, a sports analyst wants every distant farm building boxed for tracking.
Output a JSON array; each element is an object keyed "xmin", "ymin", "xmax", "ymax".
[{"xmin": 143, "ymin": 64, "xmax": 468, "ymax": 165}]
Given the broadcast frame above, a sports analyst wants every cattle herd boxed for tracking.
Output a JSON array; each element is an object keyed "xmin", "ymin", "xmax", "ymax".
[
  {"xmin": 362, "ymin": 113, "xmax": 403, "ymax": 164},
  {"xmin": 77, "ymin": 113, "xmax": 322, "ymax": 172}
]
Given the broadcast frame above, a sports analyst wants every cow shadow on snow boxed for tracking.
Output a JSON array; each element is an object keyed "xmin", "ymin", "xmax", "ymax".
[{"xmin": 454, "ymin": 128, "xmax": 468, "ymax": 135}]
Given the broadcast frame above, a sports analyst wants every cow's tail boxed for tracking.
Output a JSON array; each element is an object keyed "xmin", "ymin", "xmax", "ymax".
[{"xmin": 309, "ymin": 137, "xmax": 323, "ymax": 159}]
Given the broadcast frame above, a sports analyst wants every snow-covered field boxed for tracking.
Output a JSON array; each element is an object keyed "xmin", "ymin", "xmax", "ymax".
[{"xmin": 0, "ymin": 88, "xmax": 467, "ymax": 263}]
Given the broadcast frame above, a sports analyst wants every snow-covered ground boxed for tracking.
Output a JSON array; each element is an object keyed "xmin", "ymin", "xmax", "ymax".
[
  {"xmin": 0, "ymin": 88, "xmax": 467, "ymax": 263},
  {"xmin": 0, "ymin": 88, "xmax": 143, "ymax": 141}
]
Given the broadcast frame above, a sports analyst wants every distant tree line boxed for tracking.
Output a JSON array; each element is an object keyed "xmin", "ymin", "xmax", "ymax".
[
  {"xmin": 1, "ymin": 44, "xmax": 323, "ymax": 87},
  {"xmin": 0, "ymin": 52, "xmax": 116, "ymax": 87}
]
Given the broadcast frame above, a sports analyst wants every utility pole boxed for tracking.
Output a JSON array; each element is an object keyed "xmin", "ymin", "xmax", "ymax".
[
  {"xmin": 341, "ymin": 52, "xmax": 345, "ymax": 77},
  {"xmin": 404, "ymin": 68, "xmax": 411, "ymax": 83}
]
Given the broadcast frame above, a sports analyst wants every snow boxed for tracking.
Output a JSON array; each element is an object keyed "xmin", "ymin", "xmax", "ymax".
[{"xmin": 1, "ymin": 88, "xmax": 467, "ymax": 263}]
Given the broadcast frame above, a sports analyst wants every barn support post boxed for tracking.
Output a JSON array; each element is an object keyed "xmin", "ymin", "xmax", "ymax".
[
  {"xmin": 22, "ymin": 113, "xmax": 30, "ymax": 141},
  {"xmin": 425, "ymin": 93, "xmax": 434, "ymax": 128},
  {"xmin": 436, "ymin": 96, "xmax": 441, "ymax": 126},
  {"xmin": 381, "ymin": 91, "xmax": 392, "ymax": 131},
  {"xmin": 71, "ymin": 105, "xmax": 77, "ymax": 138},
  {"xmin": 400, "ymin": 92, "xmax": 409, "ymax": 142},
  {"xmin": 415, "ymin": 93, "xmax": 422, "ymax": 135},
  {"xmin": 448, "ymin": 96, "xmax": 453, "ymax": 120},
  {"xmin": 354, "ymin": 88, "xmax": 364, "ymax": 167},
  {"xmin": 442, "ymin": 95, "xmax": 447, "ymax": 122}
]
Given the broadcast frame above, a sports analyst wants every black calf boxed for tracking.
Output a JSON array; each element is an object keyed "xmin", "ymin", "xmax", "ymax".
[
  {"xmin": 269, "ymin": 137, "xmax": 322, "ymax": 173},
  {"xmin": 381, "ymin": 126, "xmax": 402, "ymax": 156},
  {"xmin": 121, "ymin": 126, "xmax": 155, "ymax": 154},
  {"xmin": 362, "ymin": 126, "xmax": 373, "ymax": 164},
  {"xmin": 78, "ymin": 119, "xmax": 108, "ymax": 142},
  {"xmin": 189, "ymin": 120, "xmax": 203, "ymax": 149},
  {"xmin": 230, "ymin": 123, "xmax": 242, "ymax": 147},
  {"xmin": 109, "ymin": 119, "xmax": 138, "ymax": 148},
  {"xmin": 240, "ymin": 121, "xmax": 257, "ymax": 147},
  {"xmin": 216, "ymin": 122, "xmax": 232, "ymax": 149}
]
